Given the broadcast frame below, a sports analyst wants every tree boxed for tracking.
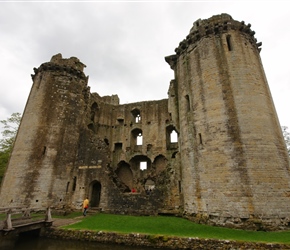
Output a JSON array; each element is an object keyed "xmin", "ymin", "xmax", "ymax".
[
  {"xmin": 0, "ymin": 112, "xmax": 21, "ymax": 184},
  {"xmin": 281, "ymin": 126, "xmax": 290, "ymax": 157}
]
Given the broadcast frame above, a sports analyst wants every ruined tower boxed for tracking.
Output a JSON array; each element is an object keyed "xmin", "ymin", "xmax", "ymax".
[
  {"xmin": 1, "ymin": 13, "xmax": 290, "ymax": 230},
  {"xmin": 166, "ymin": 13, "xmax": 290, "ymax": 227},
  {"xmin": 0, "ymin": 54, "xmax": 89, "ymax": 208}
]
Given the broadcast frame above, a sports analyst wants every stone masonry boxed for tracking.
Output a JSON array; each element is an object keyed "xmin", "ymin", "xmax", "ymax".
[{"xmin": 0, "ymin": 13, "xmax": 289, "ymax": 230}]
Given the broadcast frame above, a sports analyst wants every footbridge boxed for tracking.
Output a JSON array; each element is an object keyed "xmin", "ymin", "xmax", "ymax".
[{"xmin": 0, "ymin": 206, "xmax": 53, "ymax": 236}]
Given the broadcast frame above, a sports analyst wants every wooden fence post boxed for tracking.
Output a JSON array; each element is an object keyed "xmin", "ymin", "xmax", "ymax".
[
  {"xmin": 4, "ymin": 209, "xmax": 13, "ymax": 230},
  {"xmin": 45, "ymin": 207, "xmax": 52, "ymax": 222}
]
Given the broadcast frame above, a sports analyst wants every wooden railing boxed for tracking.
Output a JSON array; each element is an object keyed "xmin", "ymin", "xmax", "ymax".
[{"xmin": 0, "ymin": 206, "xmax": 52, "ymax": 231}]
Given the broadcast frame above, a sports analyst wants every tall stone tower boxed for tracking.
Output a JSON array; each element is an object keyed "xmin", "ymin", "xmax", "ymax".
[
  {"xmin": 166, "ymin": 14, "xmax": 290, "ymax": 227},
  {"xmin": 0, "ymin": 54, "xmax": 89, "ymax": 208}
]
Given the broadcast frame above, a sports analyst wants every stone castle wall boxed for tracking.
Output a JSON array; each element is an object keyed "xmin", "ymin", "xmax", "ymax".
[
  {"xmin": 1, "ymin": 13, "xmax": 289, "ymax": 230},
  {"xmin": 41, "ymin": 227, "xmax": 290, "ymax": 249}
]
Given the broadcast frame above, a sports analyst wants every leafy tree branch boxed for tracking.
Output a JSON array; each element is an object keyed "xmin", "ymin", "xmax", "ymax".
[
  {"xmin": 0, "ymin": 112, "xmax": 21, "ymax": 184},
  {"xmin": 281, "ymin": 126, "xmax": 290, "ymax": 156}
]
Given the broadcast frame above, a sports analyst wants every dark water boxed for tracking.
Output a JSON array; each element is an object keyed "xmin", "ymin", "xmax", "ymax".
[{"xmin": 1, "ymin": 236, "xmax": 162, "ymax": 250}]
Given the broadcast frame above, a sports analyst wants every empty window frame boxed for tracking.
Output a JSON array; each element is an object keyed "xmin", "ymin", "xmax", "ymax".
[
  {"xmin": 72, "ymin": 176, "xmax": 77, "ymax": 192},
  {"xmin": 135, "ymin": 114, "xmax": 141, "ymax": 123},
  {"xmin": 131, "ymin": 108, "xmax": 141, "ymax": 123},
  {"xmin": 170, "ymin": 130, "xmax": 178, "ymax": 143},
  {"xmin": 140, "ymin": 161, "xmax": 147, "ymax": 170},
  {"xmin": 137, "ymin": 133, "xmax": 143, "ymax": 145},
  {"xmin": 131, "ymin": 128, "xmax": 143, "ymax": 146}
]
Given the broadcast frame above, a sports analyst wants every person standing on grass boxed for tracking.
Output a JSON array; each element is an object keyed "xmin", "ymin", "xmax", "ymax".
[{"xmin": 82, "ymin": 197, "xmax": 89, "ymax": 216}]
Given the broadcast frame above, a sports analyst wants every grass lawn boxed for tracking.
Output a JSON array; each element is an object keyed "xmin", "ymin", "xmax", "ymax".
[{"xmin": 61, "ymin": 213, "xmax": 290, "ymax": 245}]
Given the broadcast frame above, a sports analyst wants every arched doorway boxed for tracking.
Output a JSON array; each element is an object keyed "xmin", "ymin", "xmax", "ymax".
[{"xmin": 90, "ymin": 181, "xmax": 101, "ymax": 207}]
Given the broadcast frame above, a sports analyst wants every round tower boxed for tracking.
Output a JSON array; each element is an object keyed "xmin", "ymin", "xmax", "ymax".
[
  {"xmin": 166, "ymin": 14, "xmax": 290, "ymax": 229},
  {"xmin": 0, "ymin": 54, "xmax": 89, "ymax": 209}
]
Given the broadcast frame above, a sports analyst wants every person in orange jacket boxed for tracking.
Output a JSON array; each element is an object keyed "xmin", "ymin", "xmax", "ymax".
[{"xmin": 82, "ymin": 197, "xmax": 89, "ymax": 216}]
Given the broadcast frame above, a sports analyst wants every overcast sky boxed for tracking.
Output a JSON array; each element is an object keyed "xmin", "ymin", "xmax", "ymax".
[{"xmin": 1, "ymin": 1, "xmax": 289, "ymax": 133}]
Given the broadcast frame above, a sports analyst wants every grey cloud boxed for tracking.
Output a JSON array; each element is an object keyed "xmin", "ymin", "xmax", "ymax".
[{"xmin": 0, "ymin": 2, "xmax": 289, "ymax": 128}]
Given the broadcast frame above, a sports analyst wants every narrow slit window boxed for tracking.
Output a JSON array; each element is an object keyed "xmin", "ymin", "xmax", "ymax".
[
  {"xmin": 226, "ymin": 35, "xmax": 232, "ymax": 51},
  {"xmin": 199, "ymin": 133, "xmax": 203, "ymax": 145},
  {"xmin": 131, "ymin": 108, "xmax": 141, "ymax": 123},
  {"xmin": 66, "ymin": 182, "xmax": 70, "ymax": 193},
  {"xmin": 185, "ymin": 95, "xmax": 190, "ymax": 111},
  {"xmin": 72, "ymin": 176, "xmax": 77, "ymax": 192}
]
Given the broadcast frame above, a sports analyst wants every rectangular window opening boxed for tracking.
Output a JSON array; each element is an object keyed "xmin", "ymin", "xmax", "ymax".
[
  {"xmin": 137, "ymin": 134, "xmax": 143, "ymax": 145},
  {"xmin": 178, "ymin": 181, "xmax": 182, "ymax": 193},
  {"xmin": 72, "ymin": 176, "xmax": 77, "ymax": 192},
  {"xmin": 114, "ymin": 143, "xmax": 122, "ymax": 151},
  {"xmin": 66, "ymin": 182, "xmax": 70, "ymax": 193},
  {"xmin": 140, "ymin": 161, "xmax": 147, "ymax": 170},
  {"xmin": 170, "ymin": 130, "xmax": 178, "ymax": 143},
  {"xmin": 135, "ymin": 114, "xmax": 141, "ymax": 123}
]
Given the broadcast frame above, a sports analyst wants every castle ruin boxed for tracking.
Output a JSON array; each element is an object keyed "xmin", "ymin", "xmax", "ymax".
[{"xmin": 1, "ymin": 13, "xmax": 290, "ymax": 230}]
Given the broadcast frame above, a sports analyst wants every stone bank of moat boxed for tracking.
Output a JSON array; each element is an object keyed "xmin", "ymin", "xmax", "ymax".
[{"xmin": 41, "ymin": 226, "xmax": 290, "ymax": 250}]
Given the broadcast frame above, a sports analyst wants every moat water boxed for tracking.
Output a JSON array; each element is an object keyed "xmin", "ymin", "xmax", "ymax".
[{"xmin": 1, "ymin": 236, "xmax": 163, "ymax": 250}]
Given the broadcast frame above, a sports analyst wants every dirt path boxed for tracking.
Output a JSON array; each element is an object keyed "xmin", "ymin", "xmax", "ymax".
[{"xmin": 51, "ymin": 216, "xmax": 83, "ymax": 227}]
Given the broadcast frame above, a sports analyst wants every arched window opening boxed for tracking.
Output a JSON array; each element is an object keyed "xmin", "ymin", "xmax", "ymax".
[
  {"xmin": 116, "ymin": 161, "xmax": 133, "ymax": 192},
  {"xmin": 131, "ymin": 108, "xmax": 141, "ymax": 124},
  {"xmin": 90, "ymin": 181, "xmax": 102, "ymax": 207},
  {"xmin": 170, "ymin": 130, "xmax": 178, "ymax": 143},
  {"xmin": 131, "ymin": 128, "xmax": 143, "ymax": 149},
  {"xmin": 135, "ymin": 114, "xmax": 141, "ymax": 123},
  {"xmin": 166, "ymin": 125, "xmax": 178, "ymax": 149},
  {"xmin": 129, "ymin": 155, "xmax": 151, "ymax": 172}
]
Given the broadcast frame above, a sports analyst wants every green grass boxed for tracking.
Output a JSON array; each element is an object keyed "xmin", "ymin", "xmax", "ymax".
[
  {"xmin": 53, "ymin": 211, "xmax": 83, "ymax": 219},
  {"xmin": 61, "ymin": 213, "xmax": 290, "ymax": 245}
]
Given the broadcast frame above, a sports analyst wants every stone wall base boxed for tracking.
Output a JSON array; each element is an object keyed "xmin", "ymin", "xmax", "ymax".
[{"xmin": 40, "ymin": 228, "xmax": 290, "ymax": 249}]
